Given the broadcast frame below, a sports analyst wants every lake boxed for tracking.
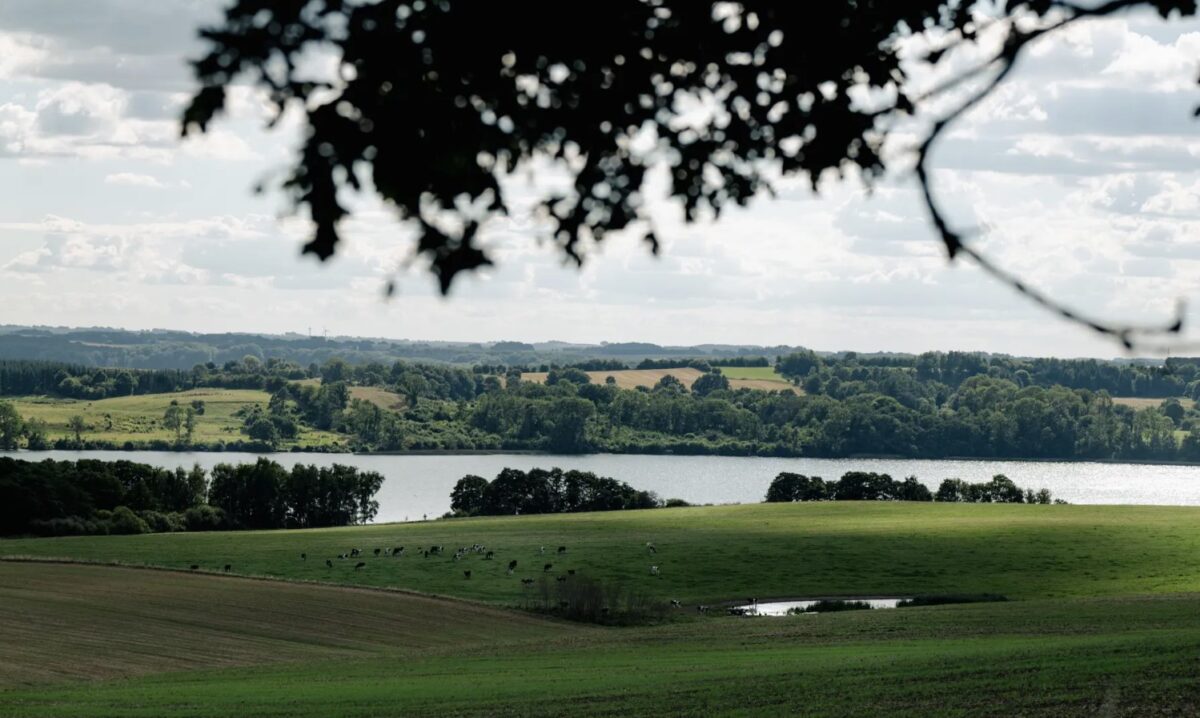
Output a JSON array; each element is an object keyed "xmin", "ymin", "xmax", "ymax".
[{"xmin": 5, "ymin": 451, "xmax": 1200, "ymax": 523}]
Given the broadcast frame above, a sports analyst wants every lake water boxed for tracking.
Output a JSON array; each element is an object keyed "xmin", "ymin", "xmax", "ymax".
[{"xmin": 5, "ymin": 451, "xmax": 1200, "ymax": 523}]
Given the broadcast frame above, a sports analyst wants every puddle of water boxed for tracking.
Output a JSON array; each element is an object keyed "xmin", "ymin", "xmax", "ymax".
[{"xmin": 731, "ymin": 598, "xmax": 906, "ymax": 616}]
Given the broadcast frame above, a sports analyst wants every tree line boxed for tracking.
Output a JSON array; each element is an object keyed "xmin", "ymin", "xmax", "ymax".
[
  {"xmin": 0, "ymin": 457, "xmax": 383, "ymax": 537},
  {"xmin": 449, "ymin": 467, "xmax": 666, "ymax": 517},
  {"xmin": 765, "ymin": 472, "xmax": 1058, "ymax": 504}
]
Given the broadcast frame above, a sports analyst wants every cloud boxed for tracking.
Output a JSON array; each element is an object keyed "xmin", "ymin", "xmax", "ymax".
[{"xmin": 104, "ymin": 172, "xmax": 165, "ymax": 188}]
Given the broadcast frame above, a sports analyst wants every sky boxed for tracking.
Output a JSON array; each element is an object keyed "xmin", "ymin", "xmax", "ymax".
[{"xmin": 0, "ymin": 2, "xmax": 1198, "ymax": 357}]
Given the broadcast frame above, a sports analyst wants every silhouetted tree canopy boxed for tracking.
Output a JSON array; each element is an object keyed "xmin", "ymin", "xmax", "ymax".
[{"xmin": 185, "ymin": 0, "xmax": 1198, "ymax": 347}]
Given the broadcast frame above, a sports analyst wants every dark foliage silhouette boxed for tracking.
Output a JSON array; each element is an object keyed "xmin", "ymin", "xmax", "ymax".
[{"xmin": 185, "ymin": 1, "xmax": 1198, "ymax": 346}]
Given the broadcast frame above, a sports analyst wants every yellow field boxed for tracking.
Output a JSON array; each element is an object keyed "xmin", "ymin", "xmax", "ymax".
[
  {"xmin": 10, "ymin": 389, "xmax": 342, "ymax": 447},
  {"xmin": 1112, "ymin": 396, "xmax": 1195, "ymax": 410},
  {"xmin": 523, "ymin": 367, "xmax": 800, "ymax": 394},
  {"xmin": 349, "ymin": 386, "xmax": 406, "ymax": 411}
]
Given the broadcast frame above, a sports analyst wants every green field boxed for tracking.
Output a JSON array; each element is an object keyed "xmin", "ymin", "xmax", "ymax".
[
  {"xmin": 4, "ymin": 503, "xmax": 1200, "ymax": 716},
  {"xmin": 5, "ymin": 503, "xmax": 1200, "ymax": 603},
  {"xmin": 9, "ymin": 389, "xmax": 344, "ymax": 448},
  {"xmin": 716, "ymin": 366, "xmax": 786, "ymax": 381}
]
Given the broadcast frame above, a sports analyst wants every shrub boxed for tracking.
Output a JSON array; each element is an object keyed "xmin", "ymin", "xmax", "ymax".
[
  {"xmin": 528, "ymin": 575, "xmax": 667, "ymax": 625},
  {"xmin": 184, "ymin": 504, "xmax": 227, "ymax": 531},
  {"xmin": 663, "ymin": 498, "xmax": 691, "ymax": 507},
  {"xmin": 108, "ymin": 506, "xmax": 149, "ymax": 535},
  {"xmin": 787, "ymin": 599, "xmax": 872, "ymax": 614},
  {"xmin": 139, "ymin": 510, "xmax": 185, "ymax": 533},
  {"xmin": 897, "ymin": 594, "xmax": 1008, "ymax": 608}
]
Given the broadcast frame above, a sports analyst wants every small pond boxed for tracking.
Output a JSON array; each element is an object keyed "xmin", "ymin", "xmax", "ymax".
[{"xmin": 733, "ymin": 597, "xmax": 907, "ymax": 616}]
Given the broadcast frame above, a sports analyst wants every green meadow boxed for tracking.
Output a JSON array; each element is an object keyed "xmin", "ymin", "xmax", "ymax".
[
  {"xmin": 9, "ymin": 389, "xmax": 344, "ymax": 448},
  {"xmin": 3, "ymin": 502, "xmax": 1200, "ymax": 716}
]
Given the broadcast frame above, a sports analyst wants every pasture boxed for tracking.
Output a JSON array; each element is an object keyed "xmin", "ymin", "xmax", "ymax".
[
  {"xmin": 0, "ymin": 560, "xmax": 1198, "ymax": 716},
  {"xmin": 8, "ymin": 389, "xmax": 343, "ymax": 448},
  {"xmin": 1111, "ymin": 396, "xmax": 1195, "ymax": 410},
  {"xmin": 5, "ymin": 502, "xmax": 1200, "ymax": 605}
]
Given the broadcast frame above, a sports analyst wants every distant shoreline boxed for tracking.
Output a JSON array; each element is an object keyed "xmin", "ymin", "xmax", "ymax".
[{"xmin": 5, "ymin": 447, "xmax": 1200, "ymax": 468}]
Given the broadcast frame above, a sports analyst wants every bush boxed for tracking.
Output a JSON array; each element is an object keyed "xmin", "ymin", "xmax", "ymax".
[
  {"xmin": 184, "ymin": 504, "xmax": 227, "ymax": 531},
  {"xmin": 663, "ymin": 498, "xmax": 691, "ymax": 507},
  {"xmin": 786, "ymin": 599, "xmax": 872, "ymax": 614},
  {"xmin": 897, "ymin": 594, "xmax": 1008, "ymax": 608},
  {"xmin": 139, "ymin": 510, "xmax": 185, "ymax": 533},
  {"xmin": 528, "ymin": 575, "xmax": 667, "ymax": 625},
  {"xmin": 108, "ymin": 506, "xmax": 149, "ymax": 535}
]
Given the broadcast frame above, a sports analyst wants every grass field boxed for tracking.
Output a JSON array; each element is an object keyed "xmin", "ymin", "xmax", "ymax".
[
  {"xmin": 347, "ymin": 386, "xmax": 406, "ymax": 411},
  {"xmin": 5, "ymin": 503, "xmax": 1200, "ymax": 605},
  {"xmin": 523, "ymin": 367, "xmax": 800, "ymax": 394},
  {"xmin": 4, "ymin": 503, "xmax": 1200, "ymax": 715},
  {"xmin": 9, "ymin": 389, "xmax": 343, "ymax": 448}
]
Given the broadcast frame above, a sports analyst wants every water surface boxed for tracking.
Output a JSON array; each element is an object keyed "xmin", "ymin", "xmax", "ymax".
[{"xmin": 5, "ymin": 451, "xmax": 1200, "ymax": 523}]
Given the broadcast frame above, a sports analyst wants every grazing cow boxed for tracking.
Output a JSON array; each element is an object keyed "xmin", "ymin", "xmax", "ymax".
[
  {"xmin": 351, "ymin": 548, "xmax": 361, "ymax": 557},
  {"xmin": 521, "ymin": 578, "xmax": 534, "ymax": 587},
  {"xmin": 539, "ymin": 546, "xmax": 545, "ymax": 554},
  {"xmin": 485, "ymin": 551, "xmax": 494, "ymax": 560},
  {"xmin": 543, "ymin": 563, "xmax": 553, "ymax": 572},
  {"xmin": 567, "ymin": 569, "xmax": 576, "ymax": 576},
  {"xmin": 423, "ymin": 551, "xmax": 429, "ymax": 559},
  {"xmin": 394, "ymin": 547, "xmax": 404, "ymax": 555},
  {"xmin": 697, "ymin": 605, "xmax": 709, "ymax": 613},
  {"xmin": 646, "ymin": 543, "xmax": 657, "ymax": 554},
  {"xmin": 300, "ymin": 552, "xmax": 306, "ymax": 560},
  {"xmin": 649, "ymin": 565, "xmax": 659, "ymax": 576},
  {"xmin": 189, "ymin": 564, "xmax": 199, "ymax": 570},
  {"xmin": 354, "ymin": 562, "xmax": 366, "ymax": 570},
  {"xmin": 224, "ymin": 564, "xmax": 231, "ymax": 572},
  {"xmin": 557, "ymin": 546, "xmax": 567, "ymax": 554},
  {"xmin": 463, "ymin": 570, "xmax": 472, "ymax": 579},
  {"xmin": 373, "ymin": 548, "xmax": 381, "ymax": 556},
  {"xmin": 325, "ymin": 559, "xmax": 333, "ymax": 568},
  {"xmin": 556, "ymin": 575, "xmax": 567, "ymax": 583},
  {"xmin": 507, "ymin": 560, "xmax": 518, "ymax": 575},
  {"xmin": 671, "ymin": 600, "xmax": 681, "ymax": 608}
]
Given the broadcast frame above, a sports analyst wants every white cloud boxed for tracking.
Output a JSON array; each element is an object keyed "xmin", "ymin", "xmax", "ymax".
[{"xmin": 104, "ymin": 172, "xmax": 165, "ymax": 188}]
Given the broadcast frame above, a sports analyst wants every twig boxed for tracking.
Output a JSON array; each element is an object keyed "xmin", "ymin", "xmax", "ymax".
[{"xmin": 912, "ymin": 0, "xmax": 1187, "ymax": 351}]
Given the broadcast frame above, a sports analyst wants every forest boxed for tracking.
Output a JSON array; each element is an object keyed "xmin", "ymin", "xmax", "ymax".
[
  {"xmin": 2, "ymin": 350, "xmax": 1200, "ymax": 462},
  {"xmin": 0, "ymin": 457, "xmax": 384, "ymax": 537}
]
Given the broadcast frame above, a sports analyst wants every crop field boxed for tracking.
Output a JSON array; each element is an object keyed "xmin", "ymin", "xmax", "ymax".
[
  {"xmin": 523, "ymin": 367, "xmax": 800, "ymax": 394},
  {"xmin": 0, "ymin": 562, "xmax": 572, "ymax": 687},
  {"xmin": 8, "ymin": 389, "xmax": 343, "ymax": 448},
  {"xmin": 1111, "ymin": 396, "xmax": 1195, "ymax": 410},
  {"xmin": 3, "ymin": 504, "xmax": 1200, "ymax": 715},
  {"xmin": 5, "ymin": 503, "xmax": 1200, "ymax": 605},
  {"xmin": 347, "ymin": 385, "xmax": 406, "ymax": 411}
]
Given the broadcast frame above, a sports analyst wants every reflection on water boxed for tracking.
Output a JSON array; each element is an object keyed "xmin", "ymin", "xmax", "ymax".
[
  {"xmin": 4, "ymin": 450, "xmax": 1200, "ymax": 523},
  {"xmin": 733, "ymin": 598, "xmax": 905, "ymax": 616}
]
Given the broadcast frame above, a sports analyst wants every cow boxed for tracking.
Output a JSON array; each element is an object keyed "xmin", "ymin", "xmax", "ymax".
[
  {"xmin": 649, "ymin": 565, "xmax": 659, "ymax": 576},
  {"xmin": 543, "ymin": 563, "xmax": 553, "ymax": 572},
  {"xmin": 567, "ymin": 569, "xmax": 576, "ymax": 576},
  {"xmin": 646, "ymin": 543, "xmax": 657, "ymax": 554},
  {"xmin": 325, "ymin": 559, "xmax": 333, "ymax": 568},
  {"xmin": 485, "ymin": 551, "xmax": 494, "ymax": 560},
  {"xmin": 556, "ymin": 575, "xmax": 568, "ymax": 583},
  {"xmin": 671, "ymin": 600, "xmax": 681, "ymax": 608},
  {"xmin": 463, "ymin": 570, "xmax": 472, "ymax": 579},
  {"xmin": 189, "ymin": 564, "xmax": 199, "ymax": 570},
  {"xmin": 521, "ymin": 578, "xmax": 534, "ymax": 587},
  {"xmin": 507, "ymin": 560, "xmax": 518, "ymax": 575},
  {"xmin": 393, "ymin": 547, "xmax": 404, "ymax": 555},
  {"xmin": 300, "ymin": 552, "xmax": 307, "ymax": 560},
  {"xmin": 223, "ymin": 564, "xmax": 231, "ymax": 572},
  {"xmin": 373, "ymin": 548, "xmax": 381, "ymax": 556},
  {"xmin": 354, "ymin": 562, "xmax": 366, "ymax": 570},
  {"xmin": 557, "ymin": 546, "xmax": 567, "ymax": 554}
]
